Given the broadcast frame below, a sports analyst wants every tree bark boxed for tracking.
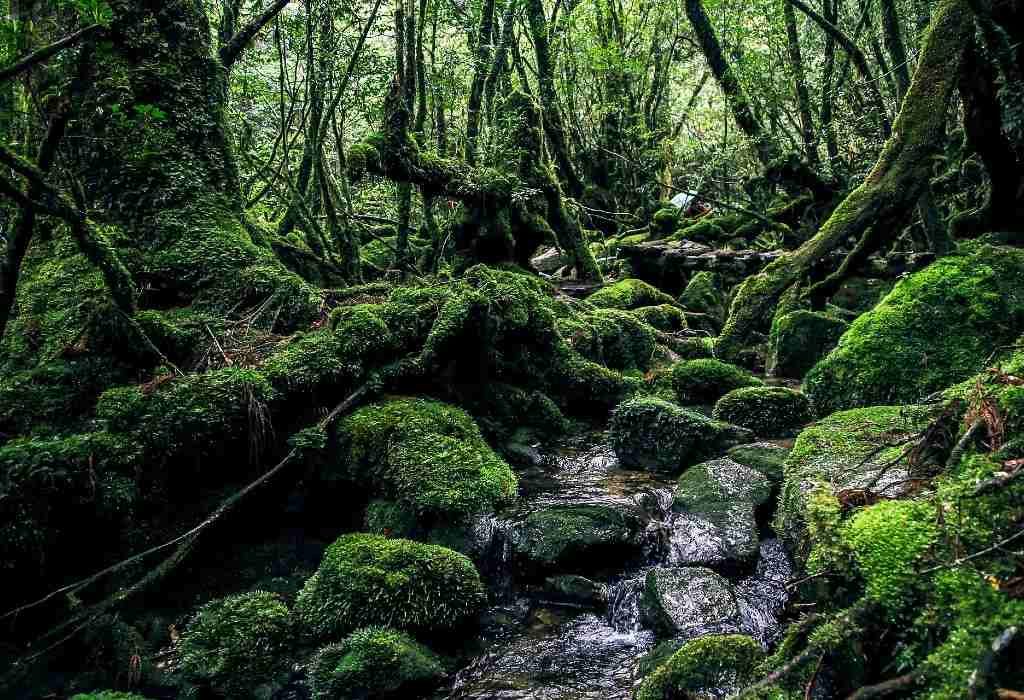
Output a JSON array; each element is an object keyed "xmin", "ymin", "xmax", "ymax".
[
  {"xmin": 783, "ymin": 0, "xmax": 819, "ymax": 165},
  {"xmin": 717, "ymin": 0, "xmax": 972, "ymax": 362}
]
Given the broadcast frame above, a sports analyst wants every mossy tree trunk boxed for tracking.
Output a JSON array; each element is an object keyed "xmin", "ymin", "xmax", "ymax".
[
  {"xmin": 783, "ymin": 0, "xmax": 819, "ymax": 167},
  {"xmin": 716, "ymin": 0, "xmax": 973, "ymax": 362}
]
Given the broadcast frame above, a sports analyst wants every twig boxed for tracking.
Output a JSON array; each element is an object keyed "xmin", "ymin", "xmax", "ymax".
[
  {"xmin": 845, "ymin": 672, "xmax": 922, "ymax": 699},
  {"xmin": 921, "ymin": 528, "xmax": 1024, "ymax": 574}
]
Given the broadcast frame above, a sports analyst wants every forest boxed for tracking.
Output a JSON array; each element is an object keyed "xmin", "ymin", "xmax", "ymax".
[{"xmin": 0, "ymin": 0, "xmax": 1023, "ymax": 697}]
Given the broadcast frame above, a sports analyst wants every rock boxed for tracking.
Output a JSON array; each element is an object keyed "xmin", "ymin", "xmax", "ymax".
[
  {"xmin": 531, "ymin": 246, "xmax": 568, "ymax": 274},
  {"xmin": 633, "ymin": 304, "xmax": 688, "ymax": 332},
  {"xmin": 670, "ymin": 458, "xmax": 771, "ymax": 570},
  {"xmin": 618, "ymin": 239, "xmax": 779, "ymax": 296},
  {"xmin": 775, "ymin": 404, "xmax": 935, "ymax": 564},
  {"xmin": 610, "ymin": 397, "xmax": 753, "ymax": 475},
  {"xmin": 586, "ymin": 278, "xmax": 677, "ymax": 310},
  {"xmin": 671, "ymin": 358, "xmax": 763, "ymax": 404},
  {"xmin": 767, "ymin": 310, "xmax": 848, "ymax": 379},
  {"xmin": 831, "ymin": 276, "xmax": 893, "ymax": 313},
  {"xmin": 726, "ymin": 442, "xmax": 791, "ymax": 484},
  {"xmin": 536, "ymin": 575, "xmax": 609, "ymax": 607},
  {"xmin": 640, "ymin": 567, "xmax": 741, "ymax": 637},
  {"xmin": 634, "ymin": 634, "xmax": 763, "ymax": 700},
  {"xmin": 805, "ymin": 244, "xmax": 1024, "ymax": 415},
  {"xmin": 712, "ymin": 386, "xmax": 814, "ymax": 437},
  {"xmin": 679, "ymin": 271, "xmax": 727, "ymax": 328},
  {"xmin": 511, "ymin": 502, "xmax": 651, "ymax": 577}
]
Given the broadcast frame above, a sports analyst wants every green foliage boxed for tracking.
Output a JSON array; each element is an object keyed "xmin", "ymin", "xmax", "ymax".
[
  {"xmin": 634, "ymin": 635, "xmax": 762, "ymax": 700},
  {"xmin": 177, "ymin": 591, "xmax": 293, "ymax": 698},
  {"xmin": 712, "ymin": 386, "xmax": 813, "ymax": 436},
  {"xmin": 671, "ymin": 358, "xmax": 763, "ymax": 404},
  {"xmin": 587, "ymin": 278, "xmax": 677, "ymax": 310},
  {"xmin": 70, "ymin": 693, "xmax": 152, "ymax": 700},
  {"xmin": 333, "ymin": 397, "xmax": 517, "ymax": 521},
  {"xmin": 295, "ymin": 534, "xmax": 485, "ymax": 642},
  {"xmin": 308, "ymin": 627, "xmax": 445, "ymax": 699},
  {"xmin": 805, "ymin": 244, "xmax": 1024, "ymax": 414}
]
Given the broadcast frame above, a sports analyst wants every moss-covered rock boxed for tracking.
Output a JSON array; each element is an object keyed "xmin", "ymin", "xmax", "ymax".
[
  {"xmin": 767, "ymin": 311, "xmax": 848, "ymax": 379},
  {"xmin": 671, "ymin": 359, "xmax": 763, "ymax": 404},
  {"xmin": 712, "ymin": 387, "xmax": 814, "ymax": 437},
  {"xmin": 70, "ymin": 693, "xmax": 154, "ymax": 700},
  {"xmin": 672, "ymin": 219, "xmax": 727, "ymax": 245},
  {"xmin": 512, "ymin": 503, "xmax": 651, "ymax": 576},
  {"xmin": 610, "ymin": 397, "xmax": 752, "ymax": 475},
  {"xmin": 775, "ymin": 405, "xmax": 935, "ymax": 563},
  {"xmin": 805, "ymin": 244, "xmax": 1024, "ymax": 415},
  {"xmin": 671, "ymin": 458, "xmax": 771, "ymax": 569},
  {"xmin": 307, "ymin": 627, "xmax": 445, "ymax": 700},
  {"xmin": 726, "ymin": 442, "xmax": 791, "ymax": 484},
  {"xmin": 587, "ymin": 278, "xmax": 677, "ymax": 310},
  {"xmin": 678, "ymin": 272, "xmax": 727, "ymax": 327},
  {"xmin": 652, "ymin": 208, "xmax": 682, "ymax": 237},
  {"xmin": 330, "ymin": 398, "xmax": 517, "ymax": 522},
  {"xmin": 632, "ymin": 304, "xmax": 688, "ymax": 332},
  {"xmin": 673, "ymin": 336, "xmax": 715, "ymax": 361},
  {"xmin": 634, "ymin": 634, "xmax": 762, "ymax": 700},
  {"xmin": 583, "ymin": 309, "xmax": 657, "ymax": 370},
  {"xmin": 640, "ymin": 567, "xmax": 740, "ymax": 637},
  {"xmin": 176, "ymin": 591, "xmax": 293, "ymax": 698},
  {"xmin": 295, "ymin": 534, "xmax": 485, "ymax": 642}
]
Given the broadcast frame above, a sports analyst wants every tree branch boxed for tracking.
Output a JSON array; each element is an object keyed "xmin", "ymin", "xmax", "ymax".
[
  {"xmin": 220, "ymin": 0, "xmax": 293, "ymax": 68},
  {"xmin": 0, "ymin": 24, "xmax": 102, "ymax": 85}
]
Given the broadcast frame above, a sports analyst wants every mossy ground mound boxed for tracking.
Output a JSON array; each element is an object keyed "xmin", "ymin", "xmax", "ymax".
[
  {"xmin": 634, "ymin": 634, "xmax": 762, "ymax": 700},
  {"xmin": 295, "ymin": 534, "xmax": 485, "ymax": 642},
  {"xmin": 805, "ymin": 244, "xmax": 1024, "ymax": 414}
]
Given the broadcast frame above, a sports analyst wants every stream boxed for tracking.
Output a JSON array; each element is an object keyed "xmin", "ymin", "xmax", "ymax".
[{"xmin": 437, "ymin": 433, "xmax": 793, "ymax": 699}]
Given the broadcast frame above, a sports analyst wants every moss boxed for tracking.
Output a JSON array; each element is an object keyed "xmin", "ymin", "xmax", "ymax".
[
  {"xmin": 674, "ymin": 336, "xmax": 715, "ymax": 360},
  {"xmin": 587, "ymin": 278, "xmax": 676, "ymax": 310},
  {"xmin": 584, "ymin": 308, "xmax": 657, "ymax": 370},
  {"xmin": 294, "ymin": 534, "xmax": 485, "ymax": 642},
  {"xmin": 842, "ymin": 500, "xmax": 938, "ymax": 609},
  {"xmin": 805, "ymin": 244, "xmax": 1024, "ymax": 415},
  {"xmin": 70, "ymin": 694, "xmax": 154, "ymax": 700},
  {"xmin": 177, "ymin": 591, "xmax": 293, "ymax": 698},
  {"xmin": 767, "ymin": 310, "xmax": 848, "ymax": 380},
  {"xmin": 671, "ymin": 359, "xmax": 763, "ymax": 404},
  {"xmin": 671, "ymin": 219, "xmax": 726, "ymax": 245},
  {"xmin": 775, "ymin": 404, "xmax": 935, "ymax": 564},
  {"xmin": 610, "ymin": 396, "xmax": 752, "ymax": 474},
  {"xmin": 364, "ymin": 500, "xmax": 419, "ymax": 539},
  {"xmin": 652, "ymin": 207, "xmax": 681, "ymax": 237},
  {"xmin": 308, "ymin": 627, "xmax": 444, "ymax": 699},
  {"xmin": 712, "ymin": 386, "xmax": 814, "ymax": 437},
  {"xmin": 726, "ymin": 442, "xmax": 790, "ymax": 484},
  {"xmin": 632, "ymin": 304, "xmax": 688, "ymax": 332},
  {"xmin": 678, "ymin": 272, "xmax": 727, "ymax": 325},
  {"xmin": 634, "ymin": 635, "xmax": 762, "ymax": 700},
  {"xmin": 516, "ymin": 503, "xmax": 647, "ymax": 573},
  {"xmin": 331, "ymin": 398, "xmax": 516, "ymax": 521}
]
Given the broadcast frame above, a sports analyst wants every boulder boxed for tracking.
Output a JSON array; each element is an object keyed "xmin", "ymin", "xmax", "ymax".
[
  {"xmin": 767, "ymin": 310, "xmax": 848, "ymax": 379},
  {"xmin": 726, "ymin": 442, "xmax": 791, "ymax": 484},
  {"xmin": 671, "ymin": 359, "xmax": 763, "ymax": 404},
  {"xmin": 634, "ymin": 634, "xmax": 763, "ymax": 700},
  {"xmin": 679, "ymin": 271, "xmax": 728, "ymax": 328},
  {"xmin": 610, "ymin": 397, "xmax": 753, "ymax": 474},
  {"xmin": 640, "ymin": 567, "xmax": 741, "ymax": 637},
  {"xmin": 712, "ymin": 386, "xmax": 814, "ymax": 437}
]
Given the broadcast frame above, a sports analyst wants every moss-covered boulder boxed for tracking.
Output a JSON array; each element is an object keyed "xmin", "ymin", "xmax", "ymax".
[
  {"xmin": 176, "ymin": 591, "xmax": 293, "ymax": 698},
  {"xmin": 652, "ymin": 207, "xmax": 682, "ymax": 237},
  {"xmin": 775, "ymin": 405, "xmax": 935, "ymax": 563},
  {"xmin": 70, "ymin": 694, "xmax": 154, "ymax": 700},
  {"xmin": 610, "ymin": 397, "xmax": 752, "ymax": 475},
  {"xmin": 330, "ymin": 398, "xmax": 517, "ymax": 523},
  {"xmin": 634, "ymin": 634, "xmax": 762, "ymax": 700},
  {"xmin": 805, "ymin": 244, "xmax": 1024, "ymax": 415},
  {"xmin": 712, "ymin": 386, "xmax": 814, "ymax": 437},
  {"xmin": 671, "ymin": 359, "xmax": 763, "ymax": 404},
  {"xmin": 673, "ymin": 336, "xmax": 715, "ymax": 361},
  {"xmin": 640, "ymin": 567, "xmax": 740, "ymax": 637},
  {"xmin": 587, "ymin": 278, "xmax": 677, "ymax": 310},
  {"xmin": 307, "ymin": 627, "xmax": 445, "ymax": 700},
  {"xmin": 295, "ymin": 534, "xmax": 485, "ymax": 642},
  {"xmin": 536, "ymin": 574, "xmax": 609, "ymax": 607},
  {"xmin": 678, "ymin": 272, "xmax": 727, "ymax": 327},
  {"xmin": 583, "ymin": 309, "xmax": 657, "ymax": 370},
  {"xmin": 767, "ymin": 310, "xmax": 848, "ymax": 379},
  {"xmin": 511, "ymin": 502, "xmax": 651, "ymax": 576},
  {"xmin": 633, "ymin": 304, "xmax": 688, "ymax": 332},
  {"xmin": 670, "ymin": 458, "xmax": 771, "ymax": 569},
  {"xmin": 726, "ymin": 442, "xmax": 791, "ymax": 484}
]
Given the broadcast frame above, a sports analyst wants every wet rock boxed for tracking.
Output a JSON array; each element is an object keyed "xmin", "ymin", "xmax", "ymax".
[
  {"xmin": 726, "ymin": 442, "xmax": 791, "ymax": 484},
  {"xmin": 610, "ymin": 397, "xmax": 753, "ymax": 475},
  {"xmin": 511, "ymin": 502, "xmax": 651, "ymax": 577},
  {"xmin": 618, "ymin": 240, "xmax": 780, "ymax": 297},
  {"xmin": 767, "ymin": 310, "xmax": 848, "ymax": 379},
  {"xmin": 535, "ymin": 575, "xmax": 609, "ymax": 608},
  {"xmin": 634, "ymin": 634, "xmax": 762, "ymax": 700},
  {"xmin": 640, "ymin": 567, "xmax": 740, "ymax": 637},
  {"xmin": 531, "ymin": 246, "xmax": 567, "ymax": 274},
  {"xmin": 670, "ymin": 459, "xmax": 771, "ymax": 570}
]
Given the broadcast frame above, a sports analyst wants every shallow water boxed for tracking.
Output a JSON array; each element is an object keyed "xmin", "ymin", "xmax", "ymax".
[{"xmin": 441, "ymin": 434, "xmax": 793, "ymax": 700}]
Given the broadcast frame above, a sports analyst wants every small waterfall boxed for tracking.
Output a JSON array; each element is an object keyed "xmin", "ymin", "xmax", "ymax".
[{"xmin": 607, "ymin": 573, "xmax": 647, "ymax": 633}]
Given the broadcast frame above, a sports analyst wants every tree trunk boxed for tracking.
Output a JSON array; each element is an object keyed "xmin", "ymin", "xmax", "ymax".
[
  {"xmin": 783, "ymin": 0, "xmax": 819, "ymax": 166},
  {"xmin": 717, "ymin": 0, "xmax": 972, "ymax": 362}
]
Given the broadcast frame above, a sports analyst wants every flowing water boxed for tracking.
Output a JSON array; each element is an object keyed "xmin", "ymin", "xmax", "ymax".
[{"xmin": 440, "ymin": 433, "xmax": 793, "ymax": 700}]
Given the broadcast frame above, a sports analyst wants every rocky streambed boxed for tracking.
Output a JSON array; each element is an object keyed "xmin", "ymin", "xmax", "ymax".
[{"xmin": 438, "ymin": 434, "xmax": 794, "ymax": 699}]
